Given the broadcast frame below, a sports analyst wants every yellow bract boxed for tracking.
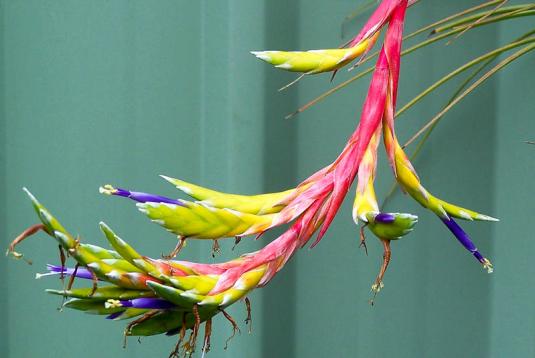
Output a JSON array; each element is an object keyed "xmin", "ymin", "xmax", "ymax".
[
  {"xmin": 138, "ymin": 201, "xmax": 276, "ymax": 239},
  {"xmin": 384, "ymin": 125, "xmax": 498, "ymax": 222},
  {"xmin": 353, "ymin": 175, "xmax": 379, "ymax": 222},
  {"xmin": 251, "ymin": 34, "xmax": 378, "ymax": 74},
  {"xmin": 161, "ymin": 175, "xmax": 293, "ymax": 215},
  {"xmin": 353, "ymin": 130, "xmax": 381, "ymax": 223}
]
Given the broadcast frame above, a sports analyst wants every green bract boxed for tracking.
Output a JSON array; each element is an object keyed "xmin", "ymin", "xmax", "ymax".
[{"xmin": 365, "ymin": 212, "xmax": 418, "ymax": 240}]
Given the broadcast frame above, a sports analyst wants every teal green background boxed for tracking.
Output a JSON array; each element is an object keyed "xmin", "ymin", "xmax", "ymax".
[{"xmin": 2, "ymin": 1, "xmax": 534, "ymax": 357}]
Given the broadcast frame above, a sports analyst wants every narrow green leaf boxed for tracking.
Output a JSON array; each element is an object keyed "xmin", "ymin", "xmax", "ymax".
[
  {"xmin": 403, "ymin": 43, "xmax": 535, "ymax": 148},
  {"xmin": 286, "ymin": 6, "xmax": 535, "ymax": 119}
]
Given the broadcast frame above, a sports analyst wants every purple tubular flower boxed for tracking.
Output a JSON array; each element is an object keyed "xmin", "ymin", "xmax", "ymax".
[
  {"xmin": 45, "ymin": 264, "xmax": 95, "ymax": 280},
  {"xmin": 112, "ymin": 187, "xmax": 183, "ymax": 205},
  {"xmin": 440, "ymin": 217, "xmax": 485, "ymax": 263},
  {"xmin": 374, "ymin": 212, "xmax": 396, "ymax": 223},
  {"xmin": 119, "ymin": 298, "xmax": 175, "ymax": 309},
  {"xmin": 106, "ymin": 311, "xmax": 125, "ymax": 320}
]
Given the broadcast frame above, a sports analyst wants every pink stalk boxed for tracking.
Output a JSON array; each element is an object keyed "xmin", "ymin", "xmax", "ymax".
[
  {"xmin": 349, "ymin": 0, "xmax": 405, "ymax": 47},
  {"xmin": 169, "ymin": 0, "xmax": 411, "ymax": 296},
  {"xmin": 382, "ymin": 1, "xmax": 408, "ymax": 169}
]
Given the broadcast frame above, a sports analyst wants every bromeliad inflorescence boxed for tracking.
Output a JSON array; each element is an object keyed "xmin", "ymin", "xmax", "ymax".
[{"xmin": 8, "ymin": 0, "xmax": 498, "ymax": 356}]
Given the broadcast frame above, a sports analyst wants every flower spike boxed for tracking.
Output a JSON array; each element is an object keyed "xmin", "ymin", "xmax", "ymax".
[
  {"xmin": 160, "ymin": 175, "xmax": 294, "ymax": 215},
  {"xmin": 8, "ymin": 1, "xmax": 502, "ymax": 354},
  {"xmin": 382, "ymin": 117, "xmax": 496, "ymax": 270},
  {"xmin": 441, "ymin": 217, "xmax": 494, "ymax": 273},
  {"xmin": 101, "ymin": 183, "xmax": 279, "ymax": 241},
  {"xmin": 251, "ymin": 32, "xmax": 379, "ymax": 75},
  {"xmin": 352, "ymin": 116, "xmax": 417, "ymax": 298}
]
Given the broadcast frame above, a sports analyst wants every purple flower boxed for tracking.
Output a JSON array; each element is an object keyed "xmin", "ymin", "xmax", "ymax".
[
  {"xmin": 36, "ymin": 264, "xmax": 95, "ymax": 280},
  {"xmin": 99, "ymin": 184, "xmax": 183, "ymax": 205},
  {"xmin": 105, "ymin": 298, "xmax": 175, "ymax": 310},
  {"xmin": 105, "ymin": 311, "xmax": 124, "ymax": 320},
  {"xmin": 441, "ymin": 217, "xmax": 493, "ymax": 273},
  {"xmin": 374, "ymin": 213, "xmax": 396, "ymax": 223}
]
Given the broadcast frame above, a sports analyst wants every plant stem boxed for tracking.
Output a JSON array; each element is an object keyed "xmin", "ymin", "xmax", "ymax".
[
  {"xmin": 286, "ymin": 5, "xmax": 535, "ymax": 120},
  {"xmin": 380, "ymin": 30, "xmax": 535, "ymax": 208},
  {"xmin": 403, "ymin": 43, "xmax": 535, "ymax": 148},
  {"xmin": 396, "ymin": 36, "xmax": 535, "ymax": 118}
]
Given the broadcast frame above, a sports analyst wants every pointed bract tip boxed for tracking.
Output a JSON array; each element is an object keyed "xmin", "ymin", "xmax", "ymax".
[
  {"xmin": 136, "ymin": 206, "xmax": 148, "ymax": 215},
  {"xmin": 135, "ymin": 202, "xmax": 147, "ymax": 209},
  {"xmin": 145, "ymin": 280, "xmax": 160, "ymax": 290},
  {"xmin": 338, "ymin": 52, "xmax": 353, "ymax": 65},
  {"xmin": 395, "ymin": 212, "xmax": 418, "ymax": 221},
  {"xmin": 436, "ymin": 205, "xmax": 448, "ymax": 218},
  {"xmin": 45, "ymin": 289, "xmax": 64, "ymax": 295},
  {"xmin": 99, "ymin": 223, "xmax": 121, "ymax": 243},
  {"xmin": 458, "ymin": 210, "xmax": 474, "ymax": 221},
  {"xmin": 53, "ymin": 230, "xmax": 68, "ymax": 241},
  {"xmin": 251, "ymin": 51, "xmax": 273, "ymax": 62},
  {"xmin": 477, "ymin": 214, "xmax": 499, "ymax": 222},
  {"xmin": 98, "ymin": 221, "xmax": 113, "ymax": 233},
  {"xmin": 22, "ymin": 187, "xmax": 38, "ymax": 202},
  {"xmin": 159, "ymin": 174, "xmax": 174, "ymax": 182},
  {"xmin": 275, "ymin": 63, "xmax": 292, "ymax": 69}
]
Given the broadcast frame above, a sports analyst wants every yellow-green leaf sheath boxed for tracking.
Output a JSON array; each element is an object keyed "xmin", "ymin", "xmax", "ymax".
[
  {"xmin": 46, "ymin": 286, "xmax": 154, "ymax": 300},
  {"xmin": 99, "ymin": 222, "xmax": 178, "ymax": 285},
  {"xmin": 136, "ymin": 200, "xmax": 276, "ymax": 239},
  {"xmin": 353, "ymin": 129, "xmax": 381, "ymax": 223},
  {"xmin": 82, "ymin": 244, "xmax": 122, "ymax": 260},
  {"xmin": 147, "ymin": 265, "xmax": 265, "ymax": 309},
  {"xmin": 353, "ymin": 175, "xmax": 380, "ymax": 222},
  {"xmin": 251, "ymin": 33, "xmax": 378, "ymax": 74},
  {"xmin": 22, "ymin": 190, "xmax": 158, "ymax": 290},
  {"xmin": 383, "ymin": 125, "xmax": 498, "ymax": 221},
  {"xmin": 161, "ymin": 175, "xmax": 293, "ymax": 215},
  {"xmin": 352, "ymin": 129, "xmax": 418, "ymax": 241},
  {"xmin": 62, "ymin": 298, "xmax": 129, "ymax": 315}
]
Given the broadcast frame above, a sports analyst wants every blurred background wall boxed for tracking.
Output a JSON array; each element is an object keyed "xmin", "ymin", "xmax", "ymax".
[{"xmin": 2, "ymin": 1, "xmax": 533, "ymax": 357}]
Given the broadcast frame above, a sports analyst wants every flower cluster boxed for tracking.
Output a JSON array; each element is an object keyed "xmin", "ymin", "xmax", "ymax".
[{"xmin": 8, "ymin": 0, "xmax": 497, "ymax": 356}]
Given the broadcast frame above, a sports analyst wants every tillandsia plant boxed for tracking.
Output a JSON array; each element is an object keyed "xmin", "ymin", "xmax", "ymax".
[{"xmin": 8, "ymin": 0, "xmax": 535, "ymax": 356}]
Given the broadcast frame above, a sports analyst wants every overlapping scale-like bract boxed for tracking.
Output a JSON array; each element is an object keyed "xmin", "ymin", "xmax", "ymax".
[
  {"xmin": 382, "ymin": 119, "xmax": 496, "ymax": 272},
  {"xmin": 100, "ymin": 183, "xmax": 290, "ymax": 240},
  {"xmin": 137, "ymin": 200, "xmax": 277, "ymax": 239},
  {"xmin": 161, "ymin": 175, "xmax": 294, "ymax": 215},
  {"xmin": 250, "ymin": 33, "xmax": 378, "ymax": 74},
  {"xmin": 9, "ymin": 190, "xmax": 269, "ymax": 353},
  {"xmin": 352, "ymin": 123, "xmax": 418, "ymax": 241},
  {"xmin": 353, "ymin": 126, "xmax": 383, "ymax": 223},
  {"xmin": 9, "ymin": 0, "xmax": 501, "ymax": 355},
  {"xmin": 384, "ymin": 126, "xmax": 498, "ymax": 222}
]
